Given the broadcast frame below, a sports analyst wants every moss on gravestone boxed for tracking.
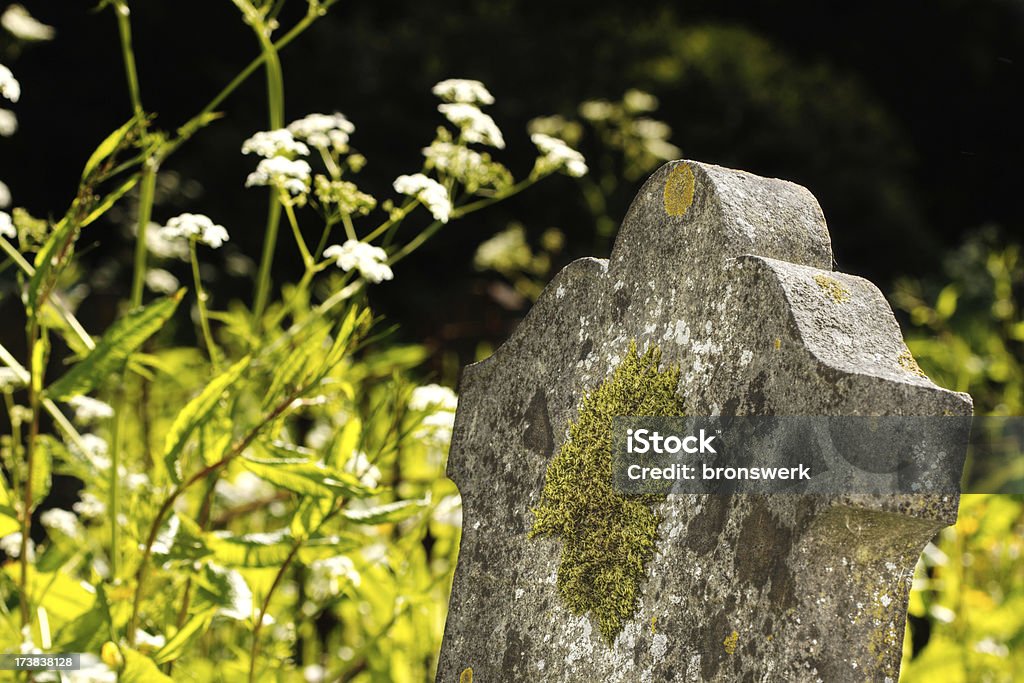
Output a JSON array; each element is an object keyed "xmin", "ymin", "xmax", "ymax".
[{"xmin": 529, "ymin": 341, "xmax": 685, "ymax": 643}]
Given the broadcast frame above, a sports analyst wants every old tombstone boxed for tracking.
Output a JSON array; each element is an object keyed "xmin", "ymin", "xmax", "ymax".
[{"xmin": 436, "ymin": 160, "xmax": 972, "ymax": 682}]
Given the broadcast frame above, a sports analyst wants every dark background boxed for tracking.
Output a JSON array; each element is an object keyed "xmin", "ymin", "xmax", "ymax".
[{"xmin": 2, "ymin": 0, "xmax": 1022, "ymax": 368}]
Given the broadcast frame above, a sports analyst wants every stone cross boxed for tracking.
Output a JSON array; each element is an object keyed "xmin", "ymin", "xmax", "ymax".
[{"xmin": 436, "ymin": 161, "xmax": 972, "ymax": 682}]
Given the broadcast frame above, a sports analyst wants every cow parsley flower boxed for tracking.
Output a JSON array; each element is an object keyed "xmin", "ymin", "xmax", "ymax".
[
  {"xmin": 246, "ymin": 157, "xmax": 312, "ymax": 195},
  {"xmin": 623, "ymin": 89, "xmax": 658, "ymax": 113},
  {"xmin": 1, "ymin": 5, "xmax": 55, "ymax": 42},
  {"xmin": 0, "ymin": 532, "xmax": 32, "ymax": 560},
  {"xmin": 432, "ymin": 78, "xmax": 494, "ymax": 105},
  {"xmin": 579, "ymin": 99, "xmax": 616, "ymax": 122},
  {"xmin": 421, "ymin": 141, "xmax": 512, "ymax": 193},
  {"xmin": 287, "ymin": 113, "xmax": 354, "ymax": 152},
  {"xmin": 0, "ymin": 181, "xmax": 9, "ymax": 209},
  {"xmin": 438, "ymin": 103, "xmax": 505, "ymax": 149},
  {"xmin": 393, "ymin": 173, "xmax": 451, "ymax": 223},
  {"xmin": 241, "ymin": 128, "xmax": 309, "ymax": 158},
  {"xmin": 159, "ymin": 213, "xmax": 229, "ymax": 248},
  {"xmin": 145, "ymin": 221, "xmax": 189, "ymax": 260},
  {"xmin": 0, "ymin": 64, "xmax": 19, "ymax": 103},
  {"xmin": 531, "ymin": 133, "xmax": 588, "ymax": 177},
  {"xmin": 323, "ymin": 240, "xmax": 393, "ymax": 283},
  {"xmin": 73, "ymin": 492, "xmax": 106, "ymax": 519},
  {"xmin": 69, "ymin": 395, "xmax": 114, "ymax": 423},
  {"xmin": 145, "ymin": 268, "xmax": 180, "ymax": 294},
  {"xmin": 0, "ymin": 108, "xmax": 15, "ymax": 136},
  {"xmin": 0, "ymin": 210, "xmax": 14, "ymax": 238}
]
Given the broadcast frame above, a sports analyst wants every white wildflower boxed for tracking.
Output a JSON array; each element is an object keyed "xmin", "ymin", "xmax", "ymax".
[
  {"xmin": 125, "ymin": 472, "xmax": 149, "ymax": 492},
  {"xmin": 145, "ymin": 222, "xmax": 189, "ymax": 260},
  {"xmin": 145, "ymin": 268, "xmax": 180, "ymax": 294},
  {"xmin": 215, "ymin": 471, "xmax": 274, "ymax": 506},
  {"xmin": 0, "ymin": 108, "xmax": 15, "ymax": 136},
  {"xmin": 632, "ymin": 118, "xmax": 672, "ymax": 140},
  {"xmin": 432, "ymin": 78, "xmax": 494, "ymax": 105},
  {"xmin": 0, "ymin": 210, "xmax": 14, "ymax": 238},
  {"xmin": 309, "ymin": 555, "xmax": 360, "ymax": 601},
  {"xmin": 0, "ymin": 180, "xmax": 9, "ymax": 208},
  {"xmin": 303, "ymin": 665, "xmax": 327, "ymax": 683},
  {"xmin": 323, "ymin": 240, "xmax": 393, "ymax": 284},
  {"xmin": 344, "ymin": 451, "xmax": 380, "ymax": 489},
  {"xmin": 73, "ymin": 492, "xmax": 106, "ymax": 519},
  {"xmin": 418, "ymin": 410, "xmax": 456, "ymax": 444},
  {"xmin": 134, "ymin": 630, "xmax": 166, "ymax": 650},
  {"xmin": 531, "ymin": 133, "xmax": 588, "ymax": 177},
  {"xmin": 0, "ymin": 532, "xmax": 33, "ymax": 560},
  {"xmin": 409, "ymin": 384, "xmax": 458, "ymax": 412},
  {"xmin": 287, "ymin": 113, "xmax": 354, "ymax": 152},
  {"xmin": 392, "ymin": 173, "xmax": 451, "ymax": 223},
  {"xmin": 0, "ymin": 64, "xmax": 20, "ymax": 103},
  {"xmin": 41, "ymin": 508, "xmax": 83, "ymax": 539},
  {"xmin": 77, "ymin": 433, "xmax": 110, "ymax": 461},
  {"xmin": 241, "ymin": 128, "xmax": 309, "ymax": 158},
  {"xmin": 19, "ymin": 625, "xmax": 39, "ymax": 654},
  {"xmin": 69, "ymin": 395, "xmax": 114, "ymax": 423},
  {"xmin": 1, "ymin": 5, "xmax": 55, "ymax": 42},
  {"xmin": 438, "ymin": 103, "xmax": 505, "ymax": 148},
  {"xmin": 159, "ymin": 213, "xmax": 230, "ymax": 248},
  {"xmin": 246, "ymin": 156, "xmax": 312, "ymax": 195},
  {"xmin": 0, "ymin": 367, "xmax": 24, "ymax": 391}
]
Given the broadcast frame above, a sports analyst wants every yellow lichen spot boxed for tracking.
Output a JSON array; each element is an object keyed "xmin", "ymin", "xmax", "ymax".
[
  {"xmin": 897, "ymin": 349, "xmax": 927, "ymax": 378},
  {"xmin": 663, "ymin": 163, "xmax": 695, "ymax": 217},
  {"xmin": 773, "ymin": 338, "xmax": 781, "ymax": 351},
  {"xmin": 460, "ymin": 667, "xmax": 473, "ymax": 683},
  {"xmin": 723, "ymin": 630, "xmax": 739, "ymax": 655},
  {"xmin": 812, "ymin": 274, "xmax": 850, "ymax": 303},
  {"xmin": 651, "ymin": 615, "xmax": 658, "ymax": 633}
]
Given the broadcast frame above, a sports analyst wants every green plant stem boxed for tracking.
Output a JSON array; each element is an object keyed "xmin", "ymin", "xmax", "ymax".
[
  {"xmin": 250, "ymin": 24, "xmax": 287, "ymax": 325},
  {"xmin": 130, "ymin": 162, "xmax": 158, "ymax": 308},
  {"xmin": 19, "ymin": 322, "xmax": 41, "ymax": 630},
  {"xmin": 283, "ymin": 200, "xmax": 314, "ymax": 267},
  {"xmin": 190, "ymin": 241, "xmax": 220, "ymax": 371},
  {"xmin": 114, "ymin": 3, "xmax": 144, "ymax": 118}
]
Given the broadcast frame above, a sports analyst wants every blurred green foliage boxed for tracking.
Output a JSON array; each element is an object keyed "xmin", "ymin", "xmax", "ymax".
[{"xmin": 895, "ymin": 230, "xmax": 1024, "ymax": 681}]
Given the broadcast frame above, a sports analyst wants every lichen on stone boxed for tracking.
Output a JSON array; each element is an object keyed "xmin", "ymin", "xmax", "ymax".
[
  {"xmin": 723, "ymin": 630, "xmax": 739, "ymax": 655},
  {"xmin": 663, "ymin": 163, "xmax": 696, "ymax": 217},
  {"xmin": 812, "ymin": 273, "xmax": 850, "ymax": 303},
  {"xmin": 896, "ymin": 349, "xmax": 927, "ymax": 378},
  {"xmin": 529, "ymin": 341, "xmax": 685, "ymax": 643}
]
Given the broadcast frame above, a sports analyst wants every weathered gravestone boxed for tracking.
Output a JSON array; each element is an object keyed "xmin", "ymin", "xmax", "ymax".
[{"xmin": 437, "ymin": 160, "xmax": 972, "ymax": 682}]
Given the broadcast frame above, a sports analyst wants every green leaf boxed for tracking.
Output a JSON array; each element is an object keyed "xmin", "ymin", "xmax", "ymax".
[
  {"xmin": 44, "ymin": 292, "xmax": 183, "ymax": 401},
  {"xmin": 193, "ymin": 562, "xmax": 252, "ymax": 621},
  {"xmin": 208, "ymin": 529, "xmax": 365, "ymax": 568},
  {"xmin": 342, "ymin": 499, "xmax": 427, "ymax": 525},
  {"xmin": 153, "ymin": 608, "xmax": 216, "ymax": 665},
  {"xmin": 27, "ymin": 217, "xmax": 75, "ymax": 318},
  {"xmin": 290, "ymin": 496, "xmax": 333, "ymax": 539},
  {"xmin": 262, "ymin": 321, "xmax": 330, "ymax": 409},
  {"xmin": 81, "ymin": 117, "xmax": 137, "ymax": 182},
  {"xmin": 121, "ymin": 649, "xmax": 174, "ymax": 683},
  {"xmin": 935, "ymin": 284, "xmax": 959, "ymax": 321},
  {"xmin": 162, "ymin": 355, "xmax": 250, "ymax": 482},
  {"xmin": 29, "ymin": 434, "xmax": 61, "ymax": 511},
  {"xmin": 54, "ymin": 594, "xmax": 111, "ymax": 652},
  {"xmin": 242, "ymin": 450, "xmax": 376, "ymax": 499},
  {"xmin": 0, "ymin": 475, "xmax": 18, "ymax": 537}
]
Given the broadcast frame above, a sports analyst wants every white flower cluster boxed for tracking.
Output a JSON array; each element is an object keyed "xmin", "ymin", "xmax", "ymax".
[
  {"xmin": 242, "ymin": 129, "xmax": 309, "ymax": 158},
  {"xmin": 246, "ymin": 156, "xmax": 312, "ymax": 195},
  {"xmin": 432, "ymin": 78, "xmax": 494, "ymax": 105},
  {"xmin": 68, "ymin": 395, "xmax": 114, "ymax": 423},
  {"xmin": 145, "ymin": 221, "xmax": 189, "ymax": 260},
  {"xmin": 0, "ymin": 64, "xmax": 20, "ymax": 103},
  {"xmin": 40, "ymin": 508, "xmax": 83, "ymax": 540},
  {"xmin": 410, "ymin": 384, "xmax": 458, "ymax": 445},
  {"xmin": 531, "ymin": 133, "xmax": 588, "ymax": 177},
  {"xmin": 0, "ymin": 181, "xmax": 9, "ymax": 208},
  {"xmin": 323, "ymin": 240, "xmax": 393, "ymax": 283},
  {"xmin": 0, "ymin": 532, "xmax": 32, "ymax": 560},
  {"xmin": 288, "ymin": 113, "xmax": 355, "ymax": 153},
  {"xmin": 1, "ymin": 5, "xmax": 55, "ymax": 42},
  {"xmin": 73, "ymin": 492, "xmax": 106, "ymax": 519},
  {"xmin": 157, "ymin": 213, "xmax": 229, "ymax": 249},
  {"xmin": 308, "ymin": 555, "xmax": 361, "ymax": 601},
  {"xmin": 145, "ymin": 268, "xmax": 180, "ymax": 294},
  {"xmin": 438, "ymin": 103, "xmax": 505, "ymax": 149},
  {"xmin": 0, "ymin": 210, "xmax": 14, "ymax": 238},
  {"xmin": 393, "ymin": 173, "xmax": 451, "ymax": 223},
  {"xmin": 344, "ymin": 451, "xmax": 381, "ymax": 489}
]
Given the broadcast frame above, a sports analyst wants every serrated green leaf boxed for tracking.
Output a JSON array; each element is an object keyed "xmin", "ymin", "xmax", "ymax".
[
  {"xmin": 153, "ymin": 608, "xmax": 216, "ymax": 665},
  {"xmin": 27, "ymin": 217, "xmax": 75, "ymax": 318},
  {"xmin": 208, "ymin": 529, "xmax": 364, "ymax": 568},
  {"xmin": 342, "ymin": 499, "xmax": 427, "ymax": 525},
  {"xmin": 290, "ymin": 496, "xmax": 333, "ymax": 539},
  {"xmin": 193, "ymin": 563, "xmax": 252, "ymax": 621},
  {"xmin": 242, "ymin": 451, "xmax": 376, "ymax": 499},
  {"xmin": 163, "ymin": 355, "xmax": 250, "ymax": 482},
  {"xmin": 81, "ymin": 117, "xmax": 137, "ymax": 182},
  {"xmin": 44, "ymin": 292, "xmax": 183, "ymax": 401},
  {"xmin": 262, "ymin": 321, "xmax": 330, "ymax": 409}
]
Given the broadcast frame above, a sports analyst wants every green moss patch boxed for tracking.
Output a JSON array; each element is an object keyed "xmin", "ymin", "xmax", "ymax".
[{"xmin": 529, "ymin": 342, "xmax": 685, "ymax": 643}]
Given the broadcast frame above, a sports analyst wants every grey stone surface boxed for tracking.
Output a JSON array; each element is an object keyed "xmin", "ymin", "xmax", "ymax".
[{"xmin": 436, "ymin": 160, "xmax": 972, "ymax": 682}]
